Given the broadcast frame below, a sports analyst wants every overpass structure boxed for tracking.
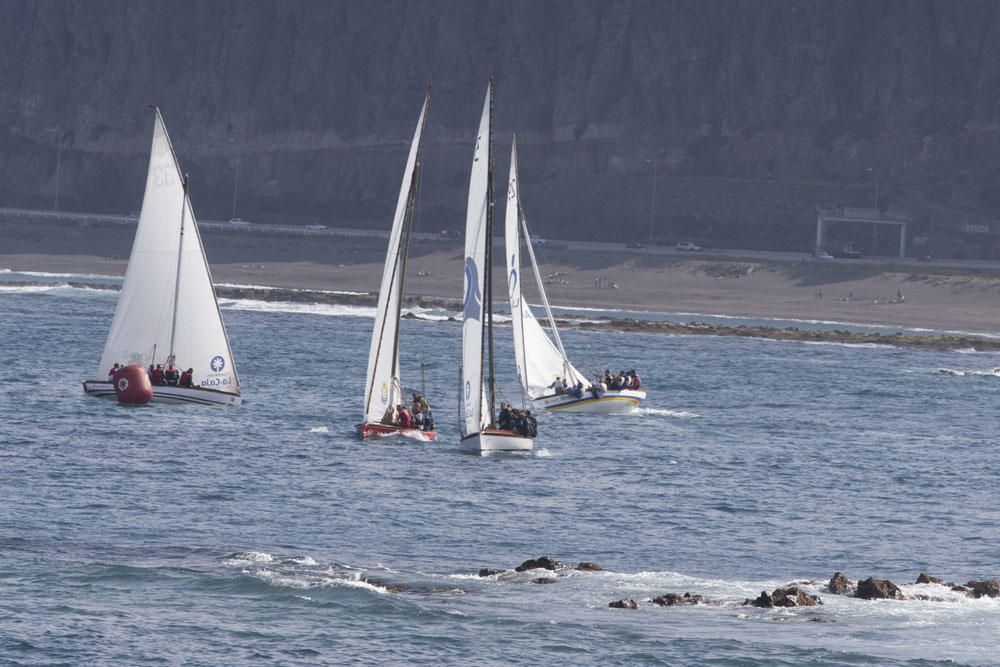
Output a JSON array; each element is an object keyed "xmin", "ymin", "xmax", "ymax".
[{"xmin": 816, "ymin": 207, "xmax": 908, "ymax": 258}]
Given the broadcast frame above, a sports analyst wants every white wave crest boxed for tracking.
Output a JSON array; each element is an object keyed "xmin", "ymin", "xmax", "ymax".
[
  {"xmin": 635, "ymin": 407, "xmax": 700, "ymax": 418},
  {"xmin": 219, "ymin": 297, "xmax": 377, "ymax": 319},
  {"xmin": 223, "ymin": 550, "xmax": 275, "ymax": 565},
  {"xmin": 309, "ymin": 426, "xmax": 330, "ymax": 433}
]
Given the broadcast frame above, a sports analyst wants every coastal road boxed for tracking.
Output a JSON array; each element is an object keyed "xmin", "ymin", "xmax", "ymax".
[{"xmin": 3, "ymin": 205, "xmax": 999, "ymax": 272}]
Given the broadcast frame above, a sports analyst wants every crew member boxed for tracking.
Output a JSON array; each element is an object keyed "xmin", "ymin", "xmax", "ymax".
[{"xmin": 164, "ymin": 364, "xmax": 180, "ymax": 386}]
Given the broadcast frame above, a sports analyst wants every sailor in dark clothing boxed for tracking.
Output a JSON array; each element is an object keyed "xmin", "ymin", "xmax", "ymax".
[
  {"xmin": 498, "ymin": 402, "xmax": 514, "ymax": 431},
  {"xmin": 164, "ymin": 365, "xmax": 180, "ymax": 386},
  {"xmin": 179, "ymin": 368, "xmax": 194, "ymax": 387}
]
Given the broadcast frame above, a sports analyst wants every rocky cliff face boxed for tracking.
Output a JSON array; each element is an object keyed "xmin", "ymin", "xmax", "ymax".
[{"xmin": 3, "ymin": 0, "xmax": 1000, "ymax": 251}]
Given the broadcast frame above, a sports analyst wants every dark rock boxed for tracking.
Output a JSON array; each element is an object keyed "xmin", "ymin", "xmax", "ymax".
[
  {"xmin": 478, "ymin": 568, "xmax": 502, "ymax": 577},
  {"xmin": 965, "ymin": 579, "xmax": 1000, "ymax": 598},
  {"xmin": 532, "ymin": 577, "xmax": 557, "ymax": 584},
  {"xmin": 515, "ymin": 556, "xmax": 563, "ymax": 572},
  {"xmin": 855, "ymin": 577, "xmax": 906, "ymax": 600},
  {"xmin": 915, "ymin": 573, "xmax": 944, "ymax": 585},
  {"xmin": 951, "ymin": 585, "xmax": 970, "ymax": 593},
  {"xmin": 608, "ymin": 599, "xmax": 638, "ymax": 609},
  {"xmin": 827, "ymin": 571, "xmax": 853, "ymax": 594},
  {"xmin": 575, "ymin": 562, "xmax": 603, "ymax": 571},
  {"xmin": 651, "ymin": 592, "xmax": 704, "ymax": 606},
  {"xmin": 360, "ymin": 576, "xmax": 406, "ymax": 593},
  {"xmin": 748, "ymin": 587, "xmax": 821, "ymax": 608}
]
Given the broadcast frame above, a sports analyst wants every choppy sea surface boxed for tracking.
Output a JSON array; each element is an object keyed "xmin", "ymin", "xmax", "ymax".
[{"xmin": 2, "ymin": 274, "xmax": 999, "ymax": 666}]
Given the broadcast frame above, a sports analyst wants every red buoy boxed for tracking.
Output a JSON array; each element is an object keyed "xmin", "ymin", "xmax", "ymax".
[{"xmin": 113, "ymin": 364, "xmax": 154, "ymax": 405}]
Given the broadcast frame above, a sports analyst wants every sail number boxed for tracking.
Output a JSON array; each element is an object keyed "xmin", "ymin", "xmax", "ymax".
[{"xmin": 153, "ymin": 165, "xmax": 176, "ymax": 188}]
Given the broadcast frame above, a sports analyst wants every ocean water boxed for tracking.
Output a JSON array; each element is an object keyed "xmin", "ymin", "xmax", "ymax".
[{"xmin": 2, "ymin": 278, "xmax": 999, "ymax": 666}]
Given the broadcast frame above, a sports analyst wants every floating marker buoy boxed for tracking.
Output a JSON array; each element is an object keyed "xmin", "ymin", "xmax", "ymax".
[{"xmin": 113, "ymin": 364, "xmax": 153, "ymax": 405}]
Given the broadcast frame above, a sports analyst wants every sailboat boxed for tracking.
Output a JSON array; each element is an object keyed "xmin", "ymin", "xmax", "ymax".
[
  {"xmin": 458, "ymin": 82, "xmax": 533, "ymax": 453},
  {"xmin": 82, "ymin": 107, "xmax": 241, "ymax": 406},
  {"xmin": 357, "ymin": 90, "xmax": 436, "ymax": 441},
  {"xmin": 504, "ymin": 138, "xmax": 645, "ymax": 414}
]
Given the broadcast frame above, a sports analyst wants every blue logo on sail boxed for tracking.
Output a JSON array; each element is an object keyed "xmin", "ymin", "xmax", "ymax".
[
  {"xmin": 508, "ymin": 260, "xmax": 520, "ymax": 308},
  {"xmin": 463, "ymin": 258, "xmax": 482, "ymax": 321},
  {"xmin": 211, "ymin": 355, "xmax": 225, "ymax": 372}
]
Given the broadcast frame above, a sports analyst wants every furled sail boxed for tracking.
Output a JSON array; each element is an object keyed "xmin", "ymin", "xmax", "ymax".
[
  {"xmin": 460, "ymin": 85, "xmax": 492, "ymax": 437},
  {"xmin": 503, "ymin": 137, "xmax": 588, "ymax": 399},
  {"xmin": 362, "ymin": 92, "xmax": 430, "ymax": 424},
  {"xmin": 97, "ymin": 109, "xmax": 239, "ymax": 394}
]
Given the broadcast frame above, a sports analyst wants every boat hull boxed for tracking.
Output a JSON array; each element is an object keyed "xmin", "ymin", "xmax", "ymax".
[
  {"xmin": 460, "ymin": 429, "xmax": 533, "ymax": 453},
  {"xmin": 534, "ymin": 389, "xmax": 645, "ymax": 414},
  {"xmin": 82, "ymin": 380, "xmax": 242, "ymax": 406},
  {"xmin": 356, "ymin": 422, "xmax": 437, "ymax": 442}
]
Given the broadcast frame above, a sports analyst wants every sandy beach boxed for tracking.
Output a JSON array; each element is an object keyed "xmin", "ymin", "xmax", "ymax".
[{"xmin": 3, "ymin": 217, "xmax": 1000, "ymax": 334}]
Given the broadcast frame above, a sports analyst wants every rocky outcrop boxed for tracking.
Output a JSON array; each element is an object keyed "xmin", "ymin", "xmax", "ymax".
[
  {"xmin": 608, "ymin": 599, "xmax": 637, "ymax": 609},
  {"xmin": 575, "ymin": 562, "xmax": 603, "ymax": 572},
  {"xmin": 965, "ymin": 579, "xmax": 1000, "ymax": 599},
  {"xmin": 855, "ymin": 577, "xmax": 906, "ymax": 600},
  {"xmin": 915, "ymin": 573, "xmax": 944, "ymax": 585},
  {"xmin": 515, "ymin": 556, "xmax": 563, "ymax": 572},
  {"xmin": 478, "ymin": 568, "xmax": 502, "ymax": 578},
  {"xmin": 651, "ymin": 592, "xmax": 704, "ymax": 606},
  {"xmin": 746, "ymin": 587, "xmax": 822, "ymax": 608},
  {"xmin": 828, "ymin": 572, "xmax": 854, "ymax": 595}
]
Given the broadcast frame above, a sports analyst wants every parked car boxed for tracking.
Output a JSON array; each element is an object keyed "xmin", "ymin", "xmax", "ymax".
[
  {"xmin": 814, "ymin": 249, "xmax": 834, "ymax": 260},
  {"xmin": 676, "ymin": 241, "xmax": 702, "ymax": 252},
  {"xmin": 305, "ymin": 223, "xmax": 328, "ymax": 230},
  {"xmin": 532, "ymin": 237, "xmax": 548, "ymax": 246},
  {"xmin": 625, "ymin": 241, "xmax": 645, "ymax": 249},
  {"xmin": 229, "ymin": 217, "xmax": 250, "ymax": 226},
  {"xmin": 832, "ymin": 244, "xmax": 862, "ymax": 259}
]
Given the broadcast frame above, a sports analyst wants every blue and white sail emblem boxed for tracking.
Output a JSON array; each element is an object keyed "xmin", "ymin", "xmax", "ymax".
[
  {"xmin": 210, "ymin": 355, "xmax": 226, "ymax": 372},
  {"xmin": 508, "ymin": 260, "xmax": 520, "ymax": 308},
  {"xmin": 463, "ymin": 258, "xmax": 482, "ymax": 321}
]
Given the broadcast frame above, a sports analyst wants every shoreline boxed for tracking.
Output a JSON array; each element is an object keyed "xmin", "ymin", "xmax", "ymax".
[
  {"xmin": 2, "ymin": 215, "xmax": 999, "ymax": 339},
  {"xmin": 7, "ymin": 275, "xmax": 1000, "ymax": 353}
]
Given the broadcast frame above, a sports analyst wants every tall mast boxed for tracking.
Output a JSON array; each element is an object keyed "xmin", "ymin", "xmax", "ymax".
[
  {"xmin": 483, "ymin": 79, "xmax": 497, "ymax": 427},
  {"xmin": 362, "ymin": 88, "xmax": 431, "ymax": 418},
  {"xmin": 390, "ymin": 88, "xmax": 430, "ymax": 384},
  {"xmin": 168, "ymin": 173, "xmax": 188, "ymax": 363}
]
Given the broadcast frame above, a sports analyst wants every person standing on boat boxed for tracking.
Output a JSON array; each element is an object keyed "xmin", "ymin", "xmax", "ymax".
[
  {"xmin": 151, "ymin": 364, "xmax": 165, "ymax": 385},
  {"xmin": 397, "ymin": 404, "xmax": 414, "ymax": 429},
  {"xmin": 629, "ymin": 369, "xmax": 641, "ymax": 390},
  {"xmin": 107, "ymin": 363, "xmax": 120, "ymax": 381},
  {"xmin": 164, "ymin": 364, "xmax": 180, "ymax": 386},
  {"xmin": 179, "ymin": 368, "xmax": 193, "ymax": 387}
]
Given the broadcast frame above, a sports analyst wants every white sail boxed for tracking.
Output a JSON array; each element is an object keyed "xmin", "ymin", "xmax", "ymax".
[
  {"xmin": 362, "ymin": 92, "xmax": 429, "ymax": 424},
  {"xmin": 97, "ymin": 110, "xmax": 239, "ymax": 394},
  {"xmin": 503, "ymin": 138, "xmax": 588, "ymax": 399},
  {"xmin": 460, "ymin": 85, "xmax": 492, "ymax": 437}
]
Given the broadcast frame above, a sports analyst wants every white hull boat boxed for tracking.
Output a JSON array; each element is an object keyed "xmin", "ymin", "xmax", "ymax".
[
  {"xmin": 82, "ymin": 380, "xmax": 242, "ymax": 406},
  {"xmin": 504, "ymin": 138, "xmax": 644, "ymax": 415},
  {"xmin": 458, "ymin": 82, "xmax": 534, "ymax": 453},
  {"xmin": 82, "ymin": 107, "xmax": 242, "ymax": 406},
  {"xmin": 532, "ymin": 388, "xmax": 646, "ymax": 414},
  {"xmin": 460, "ymin": 429, "xmax": 533, "ymax": 454}
]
